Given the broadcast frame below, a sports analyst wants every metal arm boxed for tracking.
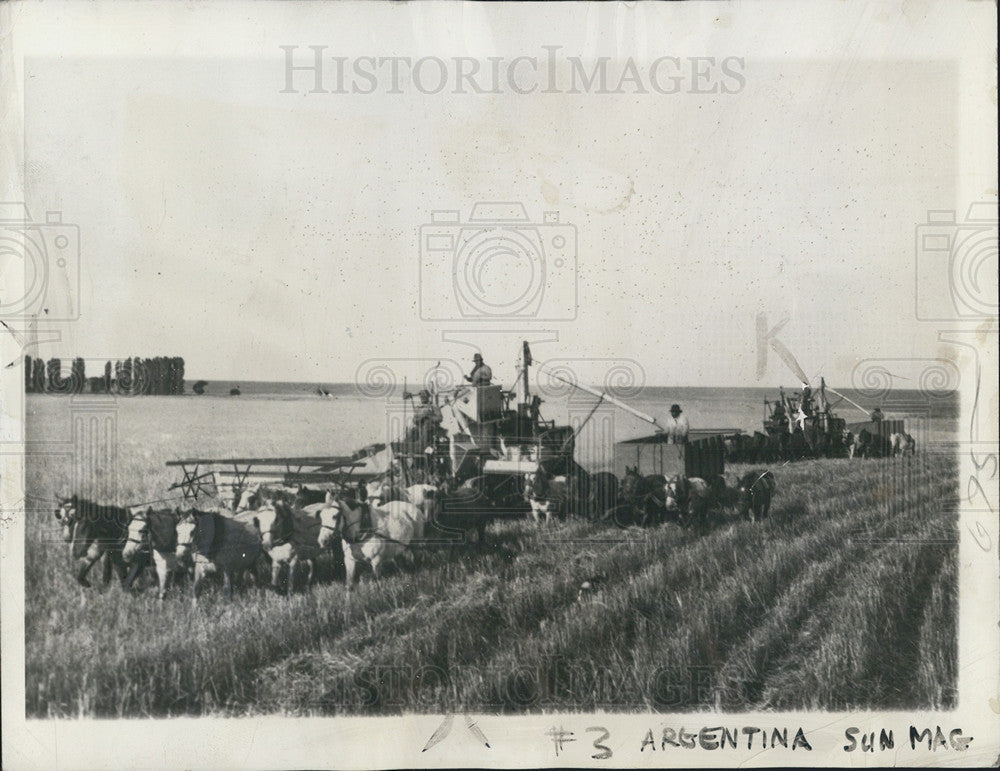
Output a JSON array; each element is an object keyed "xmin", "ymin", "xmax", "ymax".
[{"xmin": 537, "ymin": 366, "xmax": 666, "ymax": 432}]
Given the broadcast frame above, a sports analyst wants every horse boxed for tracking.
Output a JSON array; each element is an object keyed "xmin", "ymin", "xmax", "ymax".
[
  {"xmin": 587, "ymin": 471, "xmax": 619, "ymax": 520},
  {"xmin": 122, "ymin": 506, "xmax": 185, "ymax": 600},
  {"xmin": 234, "ymin": 483, "xmax": 327, "ymax": 512},
  {"xmin": 53, "ymin": 495, "xmax": 80, "ymax": 548},
  {"xmin": 563, "ymin": 471, "xmax": 592, "ymax": 517},
  {"xmin": 315, "ymin": 493, "xmax": 424, "ymax": 588},
  {"xmin": 853, "ymin": 428, "xmax": 892, "ymax": 459},
  {"xmin": 665, "ymin": 476, "xmax": 713, "ymax": 527},
  {"xmin": 62, "ymin": 497, "xmax": 142, "ymax": 589},
  {"xmin": 754, "ymin": 431, "xmax": 785, "ymax": 463},
  {"xmin": 618, "ymin": 466, "xmax": 668, "ymax": 526},
  {"xmin": 523, "ymin": 467, "xmax": 568, "ymax": 525},
  {"xmin": 254, "ymin": 499, "xmax": 323, "ymax": 597},
  {"xmin": 890, "ymin": 432, "xmax": 916, "ymax": 457},
  {"xmin": 426, "ymin": 478, "xmax": 493, "ymax": 545},
  {"xmin": 843, "ymin": 430, "xmax": 855, "ymax": 458},
  {"xmin": 737, "ymin": 470, "xmax": 776, "ymax": 522},
  {"xmin": 175, "ymin": 509, "xmax": 262, "ymax": 603},
  {"xmin": 366, "ymin": 479, "xmax": 438, "ymax": 517}
]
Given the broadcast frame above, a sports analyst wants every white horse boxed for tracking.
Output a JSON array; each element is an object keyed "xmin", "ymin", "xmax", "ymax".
[
  {"xmin": 253, "ymin": 499, "xmax": 322, "ymax": 597},
  {"xmin": 890, "ymin": 432, "xmax": 916, "ymax": 457},
  {"xmin": 664, "ymin": 476, "xmax": 712, "ymax": 524},
  {"xmin": 315, "ymin": 493, "xmax": 424, "ymax": 588},
  {"xmin": 524, "ymin": 470, "xmax": 567, "ymax": 525}
]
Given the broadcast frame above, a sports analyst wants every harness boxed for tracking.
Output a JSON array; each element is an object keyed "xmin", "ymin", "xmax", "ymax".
[
  {"xmin": 623, "ymin": 475, "xmax": 663, "ymax": 511},
  {"xmin": 125, "ymin": 530, "xmax": 149, "ymax": 550},
  {"xmin": 338, "ymin": 500, "xmax": 414, "ymax": 554},
  {"xmin": 746, "ymin": 470, "xmax": 773, "ymax": 504},
  {"xmin": 269, "ymin": 512, "xmax": 295, "ymax": 548}
]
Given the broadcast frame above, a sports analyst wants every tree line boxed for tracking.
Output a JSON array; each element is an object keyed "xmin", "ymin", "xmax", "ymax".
[{"xmin": 24, "ymin": 356, "xmax": 185, "ymax": 395}]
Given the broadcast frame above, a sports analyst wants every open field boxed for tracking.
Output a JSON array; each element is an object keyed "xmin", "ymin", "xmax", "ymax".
[{"xmin": 24, "ymin": 394, "xmax": 958, "ymax": 717}]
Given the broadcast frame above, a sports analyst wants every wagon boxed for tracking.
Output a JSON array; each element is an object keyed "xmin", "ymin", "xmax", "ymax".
[
  {"xmin": 614, "ymin": 430, "xmax": 727, "ymax": 481},
  {"xmin": 609, "ymin": 430, "xmax": 727, "ymax": 525}
]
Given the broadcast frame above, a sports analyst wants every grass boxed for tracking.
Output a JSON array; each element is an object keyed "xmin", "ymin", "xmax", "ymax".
[{"xmin": 24, "ymin": 396, "xmax": 958, "ymax": 716}]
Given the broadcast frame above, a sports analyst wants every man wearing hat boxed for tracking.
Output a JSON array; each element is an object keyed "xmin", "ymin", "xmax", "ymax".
[
  {"xmin": 664, "ymin": 403, "xmax": 690, "ymax": 444},
  {"xmin": 465, "ymin": 353, "xmax": 493, "ymax": 387}
]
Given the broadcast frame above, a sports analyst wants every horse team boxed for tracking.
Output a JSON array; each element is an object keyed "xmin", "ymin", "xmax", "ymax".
[
  {"xmin": 524, "ymin": 466, "xmax": 777, "ymax": 529},
  {"xmin": 53, "ymin": 482, "xmax": 439, "ymax": 603},
  {"xmin": 53, "ymin": 461, "xmax": 783, "ymax": 602}
]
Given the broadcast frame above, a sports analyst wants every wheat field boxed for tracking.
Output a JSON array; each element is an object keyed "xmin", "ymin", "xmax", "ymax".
[{"xmin": 24, "ymin": 395, "xmax": 958, "ymax": 717}]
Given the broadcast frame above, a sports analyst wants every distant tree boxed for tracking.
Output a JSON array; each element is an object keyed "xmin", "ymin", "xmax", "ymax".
[
  {"xmin": 32, "ymin": 358, "xmax": 45, "ymax": 392},
  {"xmin": 137, "ymin": 356, "xmax": 151, "ymax": 395},
  {"xmin": 138, "ymin": 357, "xmax": 151, "ymax": 395},
  {"xmin": 46, "ymin": 358, "xmax": 62, "ymax": 393},
  {"xmin": 121, "ymin": 357, "xmax": 133, "ymax": 395},
  {"xmin": 71, "ymin": 357, "xmax": 86, "ymax": 394},
  {"xmin": 192, "ymin": 380, "xmax": 207, "ymax": 395},
  {"xmin": 30, "ymin": 355, "xmax": 187, "ymax": 395},
  {"xmin": 153, "ymin": 357, "xmax": 165, "ymax": 394},
  {"xmin": 174, "ymin": 357, "xmax": 185, "ymax": 394}
]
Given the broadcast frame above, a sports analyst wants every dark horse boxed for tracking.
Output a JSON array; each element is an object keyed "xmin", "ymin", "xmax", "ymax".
[
  {"xmin": 586, "ymin": 471, "xmax": 620, "ymax": 520},
  {"xmin": 427, "ymin": 475, "xmax": 494, "ymax": 546},
  {"xmin": 68, "ymin": 498, "xmax": 146, "ymax": 588},
  {"xmin": 737, "ymin": 470, "xmax": 776, "ymax": 522},
  {"xmin": 616, "ymin": 466, "xmax": 668, "ymax": 526}
]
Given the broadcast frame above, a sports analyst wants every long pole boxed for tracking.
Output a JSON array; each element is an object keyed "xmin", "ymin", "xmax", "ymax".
[
  {"xmin": 823, "ymin": 384, "xmax": 870, "ymax": 416},
  {"xmin": 538, "ymin": 366, "xmax": 665, "ymax": 432}
]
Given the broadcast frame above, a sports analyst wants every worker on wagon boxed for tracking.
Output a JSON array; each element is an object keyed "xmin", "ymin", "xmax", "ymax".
[
  {"xmin": 870, "ymin": 406, "xmax": 884, "ymax": 424},
  {"xmin": 800, "ymin": 384, "xmax": 813, "ymax": 416},
  {"xmin": 465, "ymin": 353, "xmax": 493, "ymax": 386},
  {"xmin": 414, "ymin": 389, "xmax": 442, "ymax": 449},
  {"xmin": 664, "ymin": 404, "xmax": 690, "ymax": 444}
]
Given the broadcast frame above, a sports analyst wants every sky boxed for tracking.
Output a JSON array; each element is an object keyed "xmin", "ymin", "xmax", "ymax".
[{"xmin": 8, "ymin": 1, "xmax": 996, "ymax": 388}]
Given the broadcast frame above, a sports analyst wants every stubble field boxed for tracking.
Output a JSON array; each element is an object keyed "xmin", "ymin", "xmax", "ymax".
[{"xmin": 23, "ymin": 394, "xmax": 958, "ymax": 717}]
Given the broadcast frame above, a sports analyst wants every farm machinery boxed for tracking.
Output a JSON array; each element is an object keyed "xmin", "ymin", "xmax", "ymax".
[
  {"xmin": 759, "ymin": 378, "xmax": 850, "ymax": 459},
  {"xmin": 166, "ymin": 341, "xmax": 734, "ymax": 525},
  {"xmin": 724, "ymin": 376, "xmax": 908, "ymax": 463},
  {"xmin": 166, "ymin": 342, "xmax": 586, "ymax": 518}
]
